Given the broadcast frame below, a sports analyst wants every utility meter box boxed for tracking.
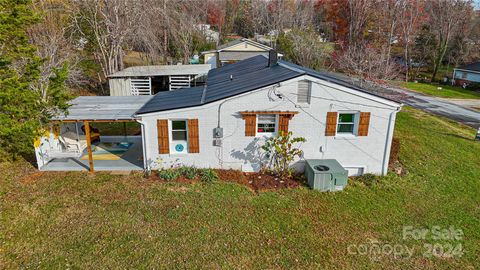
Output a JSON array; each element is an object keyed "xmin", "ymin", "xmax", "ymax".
[
  {"xmin": 304, "ymin": 159, "xmax": 348, "ymax": 192},
  {"xmin": 213, "ymin": 127, "xmax": 223, "ymax": 138}
]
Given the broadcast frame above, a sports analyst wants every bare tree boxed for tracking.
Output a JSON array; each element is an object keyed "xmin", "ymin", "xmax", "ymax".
[
  {"xmin": 426, "ymin": 0, "xmax": 473, "ymax": 81},
  {"xmin": 71, "ymin": 0, "xmax": 142, "ymax": 80},
  {"xmin": 347, "ymin": 0, "xmax": 373, "ymax": 45},
  {"xmin": 335, "ymin": 42, "xmax": 400, "ymax": 83},
  {"xmin": 284, "ymin": 28, "xmax": 332, "ymax": 70},
  {"xmin": 398, "ymin": 0, "xmax": 426, "ymax": 81},
  {"xmin": 28, "ymin": 0, "xmax": 84, "ymax": 99}
]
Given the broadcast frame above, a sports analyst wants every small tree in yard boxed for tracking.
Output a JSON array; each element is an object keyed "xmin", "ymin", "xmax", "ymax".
[{"xmin": 261, "ymin": 131, "xmax": 306, "ymax": 178}]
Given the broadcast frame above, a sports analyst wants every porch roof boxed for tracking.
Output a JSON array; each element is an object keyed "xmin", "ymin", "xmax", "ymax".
[{"xmin": 54, "ymin": 96, "xmax": 152, "ymax": 122}]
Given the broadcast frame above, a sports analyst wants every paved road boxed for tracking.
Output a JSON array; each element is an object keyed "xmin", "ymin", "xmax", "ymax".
[{"xmin": 372, "ymin": 86, "xmax": 480, "ymax": 129}]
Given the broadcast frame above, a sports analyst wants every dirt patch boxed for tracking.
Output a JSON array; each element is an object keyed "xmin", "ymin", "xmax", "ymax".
[
  {"xmin": 216, "ymin": 169, "xmax": 304, "ymax": 192},
  {"xmin": 389, "ymin": 137, "xmax": 406, "ymax": 175},
  {"xmin": 388, "ymin": 137, "xmax": 400, "ymax": 168},
  {"xmin": 243, "ymin": 172, "xmax": 304, "ymax": 192},
  {"xmin": 20, "ymin": 171, "xmax": 44, "ymax": 184}
]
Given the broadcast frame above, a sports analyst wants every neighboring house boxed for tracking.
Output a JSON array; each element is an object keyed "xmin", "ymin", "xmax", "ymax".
[
  {"xmin": 453, "ymin": 62, "xmax": 480, "ymax": 87},
  {"xmin": 201, "ymin": 38, "xmax": 282, "ymax": 68},
  {"xmin": 108, "ymin": 64, "xmax": 211, "ymax": 96},
  {"xmin": 35, "ymin": 53, "xmax": 402, "ymax": 177}
]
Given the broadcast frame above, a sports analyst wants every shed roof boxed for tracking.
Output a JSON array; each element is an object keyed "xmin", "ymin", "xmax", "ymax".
[
  {"xmin": 108, "ymin": 64, "xmax": 211, "ymax": 78},
  {"xmin": 136, "ymin": 55, "xmax": 401, "ymax": 115},
  {"xmin": 54, "ymin": 96, "xmax": 152, "ymax": 121},
  {"xmin": 457, "ymin": 62, "xmax": 480, "ymax": 72}
]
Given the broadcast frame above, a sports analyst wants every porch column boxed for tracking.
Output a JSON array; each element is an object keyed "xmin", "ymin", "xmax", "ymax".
[{"xmin": 84, "ymin": 120, "xmax": 94, "ymax": 173}]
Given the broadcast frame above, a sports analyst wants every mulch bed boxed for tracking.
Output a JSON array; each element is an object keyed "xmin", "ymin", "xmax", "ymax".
[
  {"xmin": 147, "ymin": 169, "xmax": 306, "ymax": 193},
  {"xmin": 211, "ymin": 169, "xmax": 305, "ymax": 192},
  {"xmin": 388, "ymin": 137, "xmax": 407, "ymax": 175}
]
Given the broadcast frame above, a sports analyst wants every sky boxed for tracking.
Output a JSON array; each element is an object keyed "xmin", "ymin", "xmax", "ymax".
[{"xmin": 475, "ymin": 0, "xmax": 480, "ymax": 10}]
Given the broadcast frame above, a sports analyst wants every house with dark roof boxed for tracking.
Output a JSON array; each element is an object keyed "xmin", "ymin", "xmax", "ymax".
[
  {"xmin": 201, "ymin": 38, "xmax": 282, "ymax": 68},
  {"xmin": 34, "ymin": 52, "xmax": 401, "ymax": 177},
  {"xmin": 453, "ymin": 61, "xmax": 480, "ymax": 87}
]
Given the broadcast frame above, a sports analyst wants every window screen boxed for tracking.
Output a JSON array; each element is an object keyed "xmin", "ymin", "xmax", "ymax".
[
  {"xmin": 297, "ymin": 80, "xmax": 311, "ymax": 104},
  {"xmin": 257, "ymin": 115, "xmax": 276, "ymax": 133},
  {"xmin": 337, "ymin": 113, "xmax": 355, "ymax": 134}
]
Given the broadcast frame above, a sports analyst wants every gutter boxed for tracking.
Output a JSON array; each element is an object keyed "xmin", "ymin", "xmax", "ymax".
[{"xmin": 135, "ymin": 118, "xmax": 149, "ymax": 172}]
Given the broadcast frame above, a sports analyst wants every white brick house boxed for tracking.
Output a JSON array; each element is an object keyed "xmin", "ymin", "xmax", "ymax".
[
  {"xmin": 36, "ymin": 54, "xmax": 401, "ymax": 175},
  {"xmin": 136, "ymin": 55, "xmax": 401, "ymax": 175}
]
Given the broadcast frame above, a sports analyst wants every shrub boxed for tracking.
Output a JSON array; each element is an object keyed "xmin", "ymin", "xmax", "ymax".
[
  {"xmin": 177, "ymin": 166, "xmax": 198, "ymax": 180},
  {"xmin": 200, "ymin": 169, "xmax": 219, "ymax": 183},
  {"xmin": 158, "ymin": 169, "xmax": 180, "ymax": 181},
  {"xmin": 261, "ymin": 131, "xmax": 306, "ymax": 178},
  {"xmin": 356, "ymin": 173, "xmax": 378, "ymax": 186}
]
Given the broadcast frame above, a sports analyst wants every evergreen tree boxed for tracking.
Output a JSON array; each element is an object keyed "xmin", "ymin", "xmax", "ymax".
[{"xmin": 0, "ymin": 0, "xmax": 70, "ymax": 160}]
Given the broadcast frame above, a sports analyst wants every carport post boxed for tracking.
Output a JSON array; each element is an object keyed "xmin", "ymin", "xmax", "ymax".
[{"xmin": 84, "ymin": 121, "xmax": 94, "ymax": 173}]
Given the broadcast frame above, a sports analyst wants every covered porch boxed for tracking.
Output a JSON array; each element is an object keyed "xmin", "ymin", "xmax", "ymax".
[{"xmin": 35, "ymin": 96, "xmax": 151, "ymax": 172}]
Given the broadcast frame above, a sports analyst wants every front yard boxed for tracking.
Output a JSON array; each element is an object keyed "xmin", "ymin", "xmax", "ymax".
[
  {"xmin": 401, "ymin": 82, "xmax": 480, "ymax": 99},
  {"xmin": 1, "ymin": 107, "xmax": 479, "ymax": 269}
]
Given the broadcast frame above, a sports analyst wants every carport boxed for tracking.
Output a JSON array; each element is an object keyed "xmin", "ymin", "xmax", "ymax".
[{"xmin": 35, "ymin": 96, "xmax": 151, "ymax": 172}]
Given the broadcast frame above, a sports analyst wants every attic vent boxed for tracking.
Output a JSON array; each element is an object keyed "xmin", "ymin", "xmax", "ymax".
[{"xmin": 297, "ymin": 80, "xmax": 311, "ymax": 104}]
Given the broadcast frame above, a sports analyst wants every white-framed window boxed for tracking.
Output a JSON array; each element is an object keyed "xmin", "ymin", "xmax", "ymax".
[
  {"xmin": 257, "ymin": 114, "xmax": 277, "ymax": 135},
  {"xmin": 297, "ymin": 80, "xmax": 311, "ymax": 104},
  {"xmin": 170, "ymin": 120, "xmax": 188, "ymax": 154},
  {"xmin": 461, "ymin": 72, "xmax": 467, "ymax": 79},
  {"xmin": 337, "ymin": 113, "xmax": 357, "ymax": 134}
]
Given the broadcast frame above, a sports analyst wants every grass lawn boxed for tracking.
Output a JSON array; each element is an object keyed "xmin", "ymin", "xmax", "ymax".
[
  {"xmin": 401, "ymin": 82, "xmax": 480, "ymax": 99},
  {"xmin": 1, "ymin": 107, "xmax": 479, "ymax": 269}
]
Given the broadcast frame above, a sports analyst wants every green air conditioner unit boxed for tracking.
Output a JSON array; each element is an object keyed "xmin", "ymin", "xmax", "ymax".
[{"xmin": 304, "ymin": 159, "xmax": 348, "ymax": 192}]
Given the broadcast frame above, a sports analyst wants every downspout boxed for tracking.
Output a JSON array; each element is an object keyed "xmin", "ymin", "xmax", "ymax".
[
  {"xmin": 381, "ymin": 106, "xmax": 402, "ymax": 175},
  {"xmin": 135, "ymin": 118, "xmax": 149, "ymax": 172}
]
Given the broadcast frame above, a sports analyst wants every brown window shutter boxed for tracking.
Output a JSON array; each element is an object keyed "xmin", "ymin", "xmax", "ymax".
[
  {"xmin": 244, "ymin": 115, "xmax": 256, "ymax": 136},
  {"xmin": 325, "ymin": 112, "xmax": 338, "ymax": 136},
  {"xmin": 278, "ymin": 114, "xmax": 290, "ymax": 135},
  {"xmin": 187, "ymin": 119, "xmax": 200, "ymax": 153},
  {"xmin": 358, "ymin": 112, "xmax": 371, "ymax": 136},
  {"xmin": 157, "ymin": 119, "xmax": 169, "ymax": 154}
]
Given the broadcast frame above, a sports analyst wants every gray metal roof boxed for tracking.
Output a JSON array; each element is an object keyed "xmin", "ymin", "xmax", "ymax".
[
  {"xmin": 55, "ymin": 96, "xmax": 152, "ymax": 121},
  {"xmin": 136, "ymin": 55, "xmax": 401, "ymax": 115},
  {"xmin": 108, "ymin": 64, "xmax": 211, "ymax": 78}
]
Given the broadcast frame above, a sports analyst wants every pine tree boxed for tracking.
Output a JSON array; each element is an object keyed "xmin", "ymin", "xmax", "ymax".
[{"xmin": 0, "ymin": 0, "xmax": 69, "ymax": 160}]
